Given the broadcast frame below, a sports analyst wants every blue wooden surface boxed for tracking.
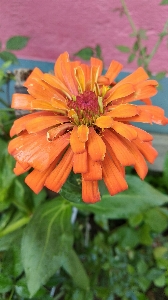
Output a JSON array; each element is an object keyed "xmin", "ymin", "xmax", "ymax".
[{"xmin": 1, "ymin": 58, "xmax": 168, "ymax": 133}]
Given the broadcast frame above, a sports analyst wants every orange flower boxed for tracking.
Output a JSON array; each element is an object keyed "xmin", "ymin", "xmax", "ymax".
[{"xmin": 8, "ymin": 52, "xmax": 168, "ymax": 203}]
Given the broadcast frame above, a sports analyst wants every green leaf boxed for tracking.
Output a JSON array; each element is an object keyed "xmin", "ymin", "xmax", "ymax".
[
  {"xmin": 154, "ymin": 71, "xmax": 166, "ymax": 80},
  {"xmin": 128, "ymin": 53, "xmax": 136, "ymax": 63},
  {"xmin": 160, "ymin": 0, "xmax": 168, "ymax": 4},
  {"xmin": 0, "ymin": 51, "xmax": 18, "ymax": 64},
  {"xmin": 163, "ymin": 152, "xmax": 168, "ymax": 184},
  {"xmin": 6, "ymin": 36, "xmax": 29, "ymax": 50},
  {"xmin": 133, "ymin": 41, "xmax": 139, "ymax": 51},
  {"xmin": 62, "ymin": 249, "xmax": 89, "ymax": 290},
  {"xmin": 116, "ymin": 45, "xmax": 130, "ymax": 53},
  {"xmin": 154, "ymin": 273, "xmax": 166, "ymax": 287},
  {"xmin": 74, "ymin": 47, "xmax": 94, "ymax": 60},
  {"xmin": 145, "ymin": 207, "xmax": 168, "ymax": 233},
  {"xmin": 21, "ymin": 197, "xmax": 73, "ymax": 297},
  {"xmin": 0, "ymin": 274, "xmax": 13, "ymax": 293},
  {"xmin": 95, "ymin": 45, "xmax": 102, "ymax": 59},
  {"xmin": 137, "ymin": 224, "xmax": 153, "ymax": 245},
  {"xmin": 74, "ymin": 176, "xmax": 168, "ymax": 219},
  {"xmin": 138, "ymin": 29, "xmax": 148, "ymax": 40},
  {"xmin": 60, "ymin": 173, "xmax": 82, "ymax": 203},
  {"xmin": 129, "ymin": 213, "xmax": 143, "ymax": 227}
]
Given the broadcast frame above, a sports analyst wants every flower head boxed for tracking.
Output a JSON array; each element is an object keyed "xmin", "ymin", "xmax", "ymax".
[{"xmin": 8, "ymin": 52, "xmax": 168, "ymax": 203}]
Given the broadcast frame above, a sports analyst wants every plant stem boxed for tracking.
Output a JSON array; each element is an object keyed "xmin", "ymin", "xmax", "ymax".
[
  {"xmin": 120, "ymin": 0, "xmax": 137, "ymax": 34},
  {"xmin": 0, "ymin": 216, "xmax": 31, "ymax": 237},
  {"xmin": 147, "ymin": 20, "xmax": 168, "ymax": 64}
]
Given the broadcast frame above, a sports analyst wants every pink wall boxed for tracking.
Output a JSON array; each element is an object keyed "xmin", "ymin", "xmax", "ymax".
[{"xmin": 1, "ymin": 0, "xmax": 168, "ymax": 73}]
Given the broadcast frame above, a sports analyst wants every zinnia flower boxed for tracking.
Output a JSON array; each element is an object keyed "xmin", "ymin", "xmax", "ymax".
[{"xmin": 8, "ymin": 52, "xmax": 168, "ymax": 203}]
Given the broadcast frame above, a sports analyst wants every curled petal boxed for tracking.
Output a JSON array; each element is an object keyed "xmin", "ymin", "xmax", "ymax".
[
  {"xmin": 87, "ymin": 127, "xmax": 106, "ymax": 161},
  {"xmin": 82, "ymin": 178, "xmax": 100, "ymax": 203},
  {"xmin": 45, "ymin": 147, "xmax": 73, "ymax": 192},
  {"xmin": 47, "ymin": 123, "xmax": 73, "ymax": 141}
]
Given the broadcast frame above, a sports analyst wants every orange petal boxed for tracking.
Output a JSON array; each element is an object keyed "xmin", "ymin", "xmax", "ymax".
[
  {"xmin": 102, "ymin": 129, "xmax": 135, "ymax": 166},
  {"xmin": 25, "ymin": 152, "xmax": 63, "ymax": 194},
  {"xmin": 95, "ymin": 116, "xmax": 113, "ymax": 128},
  {"xmin": 106, "ymin": 104, "xmax": 139, "ymax": 118},
  {"xmin": 83, "ymin": 155, "xmax": 102, "ymax": 181},
  {"xmin": 129, "ymin": 126, "xmax": 153, "ymax": 142},
  {"xmin": 47, "ymin": 123, "xmax": 73, "ymax": 141},
  {"xmin": 87, "ymin": 127, "xmax": 106, "ymax": 161},
  {"xmin": 91, "ymin": 57, "xmax": 103, "ymax": 76},
  {"xmin": 73, "ymin": 151, "xmax": 88, "ymax": 173},
  {"xmin": 10, "ymin": 111, "xmax": 55, "ymax": 137},
  {"xmin": 27, "ymin": 78, "xmax": 56, "ymax": 100},
  {"xmin": 74, "ymin": 66, "xmax": 86, "ymax": 92},
  {"xmin": 11, "ymin": 93, "xmax": 34, "ymax": 110},
  {"xmin": 112, "ymin": 121, "xmax": 137, "ymax": 141},
  {"xmin": 133, "ymin": 139, "xmax": 158, "ymax": 164},
  {"xmin": 102, "ymin": 152, "xmax": 128, "ymax": 196},
  {"xmin": 105, "ymin": 83, "xmax": 135, "ymax": 105},
  {"xmin": 135, "ymin": 85, "xmax": 157, "ymax": 100},
  {"xmin": 25, "ymin": 115, "xmax": 68, "ymax": 133},
  {"xmin": 105, "ymin": 140, "xmax": 125, "ymax": 176},
  {"xmin": 82, "ymin": 178, "xmax": 100, "ymax": 203},
  {"xmin": 30, "ymin": 99, "xmax": 55, "ymax": 111},
  {"xmin": 98, "ymin": 60, "xmax": 123, "ymax": 85},
  {"xmin": 8, "ymin": 131, "xmax": 70, "ymax": 172},
  {"xmin": 42, "ymin": 73, "xmax": 71, "ymax": 99},
  {"xmin": 70, "ymin": 126, "xmax": 85, "ymax": 153},
  {"xmin": 80, "ymin": 64, "xmax": 91, "ymax": 85},
  {"xmin": 54, "ymin": 52, "xmax": 79, "ymax": 95},
  {"xmin": 24, "ymin": 67, "xmax": 43, "ymax": 87},
  {"xmin": 117, "ymin": 67, "xmax": 149, "ymax": 86},
  {"xmin": 120, "ymin": 136, "xmax": 148, "ymax": 179},
  {"xmin": 51, "ymin": 98, "xmax": 68, "ymax": 110},
  {"xmin": 138, "ymin": 106, "xmax": 167, "ymax": 125},
  {"xmin": 116, "ymin": 109, "xmax": 152, "ymax": 123},
  {"xmin": 45, "ymin": 147, "xmax": 73, "ymax": 192},
  {"xmin": 77, "ymin": 125, "xmax": 89, "ymax": 142},
  {"xmin": 90, "ymin": 66, "xmax": 100, "ymax": 91},
  {"xmin": 14, "ymin": 161, "xmax": 31, "ymax": 175}
]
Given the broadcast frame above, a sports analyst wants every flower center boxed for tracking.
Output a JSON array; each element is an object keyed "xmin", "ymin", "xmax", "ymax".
[{"xmin": 67, "ymin": 91, "xmax": 103, "ymax": 125}]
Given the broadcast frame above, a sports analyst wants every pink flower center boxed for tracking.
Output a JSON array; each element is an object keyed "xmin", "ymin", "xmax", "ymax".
[{"xmin": 67, "ymin": 91, "xmax": 101, "ymax": 125}]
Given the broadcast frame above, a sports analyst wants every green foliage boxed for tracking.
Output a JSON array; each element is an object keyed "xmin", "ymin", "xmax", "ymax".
[
  {"xmin": 116, "ymin": 45, "xmax": 130, "ymax": 53},
  {"xmin": 160, "ymin": 0, "xmax": 168, "ymax": 4},
  {"xmin": 6, "ymin": 36, "xmax": 29, "ymax": 51},
  {"xmin": 74, "ymin": 44, "xmax": 103, "ymax": 61}
]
